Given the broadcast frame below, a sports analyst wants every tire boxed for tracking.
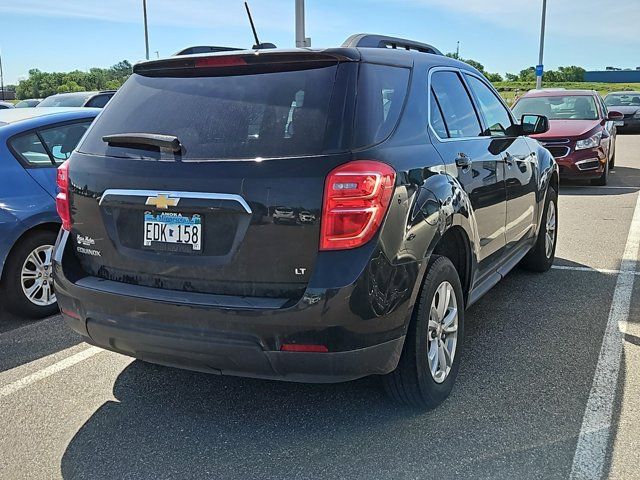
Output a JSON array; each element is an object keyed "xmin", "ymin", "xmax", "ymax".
[
  {"xmin": 521, "ymin": 186, "xmax": 558, "ymax": 273},
  {"xmin": 609, "ymin": 145, "xmax": 616, "ymax": 170},
  {"xmin": 382, "ymin": 255, "xmax": 464, "ymax": 410},
  {"xmin": 591, "ymin": 160, "xmax": 608, "ymax": 186},
  {"xmin": 0, "ymin": 230, "xmax": 59, "ymax": 319}
]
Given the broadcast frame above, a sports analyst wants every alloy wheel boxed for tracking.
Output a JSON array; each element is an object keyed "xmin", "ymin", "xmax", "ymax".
[
  {"xmin": 20, "ymin": 245, "xmax": 56, "ymax": 306},
  {"xmin": 427, "ymin": 281, "xmax": 458, "ymax": 384},
  {"xmin": 545, "ymin": 201, "xmax": 557, "ymax": 259}
]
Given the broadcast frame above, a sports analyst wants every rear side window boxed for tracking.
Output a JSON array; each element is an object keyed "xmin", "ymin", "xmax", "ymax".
[
  {"xmin": 85, "ymin": 94, "xmax": 112, "ymax": 108},
  {"xmin": 80, "ymin": 66, "xmax": 340, "ymax": 160},
  {"xmin": 464, "ymin": 74, "xmax": 514, "ymax": 137},
  {"xmin": 430, "ymin": 71, "xmax": 482, "ymax": 138},
  {"xmin": 429, "ymin": 90, "xmax": 448, "ymax": 139},
  {"xmin": 9, "ymin": 120, "xmax": 92, "ymax": 167},
  {"xmin": 352, "ymin": 64, "xmax": 410, "ymax": 148},
  {"xmin": 10, "ymin": 133, "xmax": 51, "ymax": 166}
]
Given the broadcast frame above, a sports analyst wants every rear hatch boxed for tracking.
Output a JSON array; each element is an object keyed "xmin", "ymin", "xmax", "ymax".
[
  {"xmin": 66, "ymin": 50, "xmax": 410, "ymax": 304},
  {"xmin": 67, "ymin": 51, "xmax": 359, "ymax": 303}
]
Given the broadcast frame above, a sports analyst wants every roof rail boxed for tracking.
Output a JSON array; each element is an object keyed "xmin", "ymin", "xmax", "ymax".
[{"xmin": 341, "ymin": 33, "xmax": 442, "ymax": 55}]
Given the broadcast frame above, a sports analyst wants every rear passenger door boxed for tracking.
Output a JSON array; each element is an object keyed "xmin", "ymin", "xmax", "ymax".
[
  {"xmin": 463, "ymin": 73, "xmax": 538, "ymax": 251},
  {"xmin": 428, "ymin": 69, "xmax": 507, "ymax": 281}
]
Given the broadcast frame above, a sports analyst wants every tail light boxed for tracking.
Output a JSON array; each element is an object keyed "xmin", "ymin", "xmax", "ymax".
[
  {"xmin": 195, "ymin": 56, "xmax": 247, "ymax": 68},
  {"xmin": 56, "ymin": 160, "xmax": 71, "ymax": 231},
  {"xmin": 320, "ymin": 160, "xmax": 396, "ymax": 251},
  {"xmin": 280, "ymin": 344, "xmax": 329, "ymax": 353}
]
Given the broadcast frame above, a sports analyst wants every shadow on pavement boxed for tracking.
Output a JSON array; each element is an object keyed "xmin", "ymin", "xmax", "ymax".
[
  {"xmin": 60, "ymin": 261, "xmax": 618, "ymax": 480},
  {"xmin": 559, "ymin": 166, "xmax": 640, "ymax": 195},
  {"xmin": 0, "ymin": 313, "xmax": 82, "ymax": 372}
]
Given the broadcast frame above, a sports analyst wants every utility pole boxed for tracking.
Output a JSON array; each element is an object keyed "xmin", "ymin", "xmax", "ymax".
[
  {"xmin": 536, "ymin": 0, "xmax": 547, "ymax": 89},
  {"xmin": 295, "ymin": 0, "xmax": 310, "ymax": 48},
  {"xmin": 143, "ymin": 0, "xmax": 150, "ymax": 60},
  {"xmin": 455, "ymin": 41, "xmax": 460, "ymax": 59},
  {"xmin": 0, "ymin": 49, "xmax": 4, "ymax": 101}
]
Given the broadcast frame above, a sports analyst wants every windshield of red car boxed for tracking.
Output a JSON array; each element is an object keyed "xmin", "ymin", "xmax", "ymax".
[
  {"xmin": 513, "ymin": 95, "xmax": 599, "ymax": 121},
  {"xmin": 605, "ymin": 93, "xmax": 640, "ymax": 107}
]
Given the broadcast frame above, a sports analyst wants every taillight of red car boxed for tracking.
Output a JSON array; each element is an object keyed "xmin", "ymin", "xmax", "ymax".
[
  {"xmin": 320, "ymin": 160, "xmax": 396, "ymax": 251},
  {"xmin": 56, "ymin": 160, "xmax": 71, "ymax": 231}
]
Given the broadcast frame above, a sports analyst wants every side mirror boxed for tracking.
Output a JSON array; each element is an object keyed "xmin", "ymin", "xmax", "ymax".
[
  {"xmin": 521, "ymin": 114, "xmax": 549, "ymax": 135},
  {"xmin": 607, "ymin": 110, "xmax": 624, "ymax": 121}
]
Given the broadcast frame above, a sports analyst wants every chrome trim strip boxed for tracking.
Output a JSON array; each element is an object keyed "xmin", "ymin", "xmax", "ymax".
[
  {"xmin": 575, "ymin": 159, "xmax": 601, "ymax": 171},
  {"xmin": 99, "ymin": 189, "xmax": 252, "ymax": 214}
]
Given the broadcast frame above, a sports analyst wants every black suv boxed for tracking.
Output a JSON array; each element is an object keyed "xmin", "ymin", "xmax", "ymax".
[{"xmin": 54, "ymin": 34, "xmax": 558, "ymax": 409}]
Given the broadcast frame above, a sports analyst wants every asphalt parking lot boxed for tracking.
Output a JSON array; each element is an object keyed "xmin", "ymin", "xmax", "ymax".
[{"xmin": 2, "ymin": 136, "xmax": 640, "ymax": 480}]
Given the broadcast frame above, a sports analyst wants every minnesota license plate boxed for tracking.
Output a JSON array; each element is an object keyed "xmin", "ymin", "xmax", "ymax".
[{"xmin": 143, "ymin": 211, "xmax": 202, "ymax": 252}]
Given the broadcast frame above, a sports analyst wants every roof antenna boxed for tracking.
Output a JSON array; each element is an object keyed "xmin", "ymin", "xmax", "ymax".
[{"xmin": 244, "ymin": 2, "xmax": 276, "ymax": 50}]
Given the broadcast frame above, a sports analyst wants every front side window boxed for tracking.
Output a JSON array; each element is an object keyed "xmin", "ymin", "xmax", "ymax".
[
  {"xmin": 430, "ymin": 71, "xmax": 482, "ymax": 138},
  {"xmin": 465, "ymin": 75, "xmax": 513, "ymax": 137},
  {"xmin": 513, "ymin": 95, "xmax": 599, "ymax": 120}
]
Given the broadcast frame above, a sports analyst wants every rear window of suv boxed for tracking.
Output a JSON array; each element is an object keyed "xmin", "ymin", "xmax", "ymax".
[
  {"xmin": 80, "ymin": 66, "xmax": 340, "ymax": 160},
  {"xmin": 78, "ymin": 61, "xmax": 410, "ymax": 160}
]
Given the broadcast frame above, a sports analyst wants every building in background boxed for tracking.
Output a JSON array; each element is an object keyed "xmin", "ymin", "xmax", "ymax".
[
  {"xmin": 0, "ymin": 90, "xmax": 16, "ymax": 100},
  {"xmin": 584, "ymin": 69, "xmax": 640, "ymax": 83}
]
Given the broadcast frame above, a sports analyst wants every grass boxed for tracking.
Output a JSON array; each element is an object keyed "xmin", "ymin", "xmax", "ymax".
[{"xmin": 494, "ymin": 82, "xmax": 640, "ymax": 104}]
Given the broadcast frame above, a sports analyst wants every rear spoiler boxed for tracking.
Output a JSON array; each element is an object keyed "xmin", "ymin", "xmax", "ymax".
[{"xmin": 133, "ymin": 50, "xmax": 359, "ymax": 77}]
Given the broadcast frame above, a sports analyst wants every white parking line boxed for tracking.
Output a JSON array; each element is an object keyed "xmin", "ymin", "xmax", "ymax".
[
  {"xmin": 552, "ymin": 265, "xmax": 640, "ymax": 275},
  {"xmin": 569, "ymin": 190, "xmax": 640, "ymax": 479},
  {"xmin": 0, "ymin": 346, "xmax": 102, "ymax": 400}
]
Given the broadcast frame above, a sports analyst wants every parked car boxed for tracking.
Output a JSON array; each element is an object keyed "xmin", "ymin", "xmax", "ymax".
[
  {"xmin": 273, "ymin": 206, "xmax": 296, "ymax": 224},
  {"xmin": 54, "ymin": 34, "xmax": 557, "ymax": 409},
  {"xmin": 512, "ymin": 89, "xmax": 623, "ymax": 185},
  {"xmin": 0, "ymin": 107, "xmax": 99, "ymax": 318},
  {"xmin": 14, "ymin": 99, "xmax": 42, "ymax": 108},
  {"xmin": 37, "ymin": 90, "xmax": 116, "ymax": 109},
  {"xmin": 298, "ymin": 210, "xmax": 316, "ymax": 224},
  {"xmin": 604, "ymin": 91, "xmax": 640, "ymax": 133},
  {"xmin": 0, "ymin": 101, "xmax": 14, "ymax": 109}
]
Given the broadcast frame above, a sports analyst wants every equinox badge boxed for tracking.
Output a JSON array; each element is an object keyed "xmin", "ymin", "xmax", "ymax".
[{"xmin": 145, "ymin": 193, "xmax": 180, "ymax": 209}]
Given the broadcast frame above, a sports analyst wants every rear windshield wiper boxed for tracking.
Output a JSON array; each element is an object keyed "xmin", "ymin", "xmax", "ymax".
[{"xmin": 102, "ymin": 133, "xmax": 182, "ymax": 153}]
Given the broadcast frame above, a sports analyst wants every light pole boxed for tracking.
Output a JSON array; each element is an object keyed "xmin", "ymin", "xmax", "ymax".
[
  {"xmin": 536, "ymin": 0, "xmax": 547, "ymax": 89},
  {"xmin": 0, "ymin": 49, "xmax": 4, "ymax": 101},
  {"xmin": 295, "ymin": 0, "xmax": 310, "ymax": 48},
  {"xmin": 143, "ymin": 0, "xmax": 150, "ymax": 60}
]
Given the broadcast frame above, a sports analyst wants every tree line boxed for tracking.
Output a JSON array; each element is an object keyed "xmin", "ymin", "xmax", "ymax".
[
  {"xmin": 446, "ymin": 53, "xmax": 585, "ymax": 83},
  {"xmin": 8, "ymin": 56, "xmax": 587, "ymax": 100},
  {"xmin": 12, "ymin": 60, "xmax": 132, "ymax": 99}
]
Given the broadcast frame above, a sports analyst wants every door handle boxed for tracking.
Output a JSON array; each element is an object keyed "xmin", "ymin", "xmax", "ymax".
[{"xmin": 455, "ymin": 153, "xmax": 472, "ymax": 168}]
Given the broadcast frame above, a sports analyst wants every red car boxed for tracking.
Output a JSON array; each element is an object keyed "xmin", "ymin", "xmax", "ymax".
[{"xmin": 512, "ymin": 89, "xmax": 623, "ymax": 185}]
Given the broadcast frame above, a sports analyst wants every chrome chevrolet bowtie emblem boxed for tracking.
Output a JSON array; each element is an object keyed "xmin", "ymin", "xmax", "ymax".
[{"xmin": 145, "ymin": 193, "xmax": 180, "ymax": 209}]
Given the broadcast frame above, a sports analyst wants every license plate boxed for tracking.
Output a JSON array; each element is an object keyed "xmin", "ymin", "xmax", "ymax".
[
  {"xmin": 143, "ymin": 211, "xmax": 202, "ymax": 252},
  {"xmin": 615, "ymin": 121, "xmax": 625, "ymax": 127}
]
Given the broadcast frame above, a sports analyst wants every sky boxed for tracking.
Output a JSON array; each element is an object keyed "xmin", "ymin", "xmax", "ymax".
[{"xmin": 1, "ymin": 0, "xmax": 639, "ymax": 85}]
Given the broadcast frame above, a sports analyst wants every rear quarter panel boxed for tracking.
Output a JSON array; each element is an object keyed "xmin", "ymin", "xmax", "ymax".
[{"xmin": 0, "ymin": 138, "xmax": 59, "ymax": 277}]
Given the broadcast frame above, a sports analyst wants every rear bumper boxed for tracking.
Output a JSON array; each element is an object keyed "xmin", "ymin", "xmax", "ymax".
[{"xmin": 54, "ymin": 230, "xmax": 414, "ymax": 383}]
